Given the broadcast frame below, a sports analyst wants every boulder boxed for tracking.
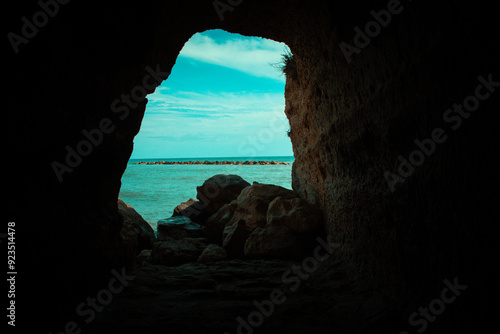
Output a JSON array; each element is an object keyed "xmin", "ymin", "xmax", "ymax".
[
  {"xmin": 172, "ymin": 198, "xmax": 208, "ymax": 223},
  {"xmin": 267, "ymin": 197, "xmax": 323, "ymax": 233},
  {"xmin": 237, "ymin": 182, "xmax": 298, "ymax": 202},
  {"xmin": 222, "ymin": 221, "xmax": 253, "ymax": 258},
  {"xmin": 229, "ymin": 195, "xmax": 269, "ymax": 229},
  {"xmin": 203, "ymin": 202, "xmax": 237, "ymax": 244},
  {"xmin": 156, "ymin": 216, "xmax": 204, "ymax": 240},
  {"xmin": 118, "ymin": 198, "xmax": 156, "ymax": 255},
  {"xmin": 196, "ymin": 174, "xmax": 250, "ymax": 215},
  {"xmin": 197, "ymin": 244, "xmax": 228, "ymax": 263},
  {"xmin": 244, "ymin": 226, "xmax": 303, "ymax": 259},
  {"xmin": 150, "ymin": 238, "xmax": 207, "ymax": 266}
]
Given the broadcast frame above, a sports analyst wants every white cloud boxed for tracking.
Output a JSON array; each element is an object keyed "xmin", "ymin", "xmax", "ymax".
[
  {"xmin": 147, "ymin": 89, "xmax": 285, "ymax": 118},
  {"xmin": 139, "ymin": 90, "xmax": 288, "ymax": 141},
  {"xmin": 178, "ymin": 32, "xmax": 288, "ymax": 81}
]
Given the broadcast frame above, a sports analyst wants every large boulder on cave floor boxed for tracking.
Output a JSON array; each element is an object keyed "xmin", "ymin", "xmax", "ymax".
[
  {"xmin": 118, "ymin": 198, "xmax": 156, "ymax": 255},
  {"xmin": 244, "ymin": 226, "xmax": 304, "ymax": 259},
  {"xmin": 172, "ymin": 198, "xmax": 208, "ymax": 223},
  {"xmin": 267, "ymin": 196, "xmax": 323, "ymax": 233},
  {"xmin": 150, "ymin": 238, "xmax": 208, "ymax": 266},
  {"xmin": 196, "ymin": 174, "xmax": 250, "ymax": 216},
  {"xmin": 156, "ymin": 216, "xmax": 204, "ymax": 240}
]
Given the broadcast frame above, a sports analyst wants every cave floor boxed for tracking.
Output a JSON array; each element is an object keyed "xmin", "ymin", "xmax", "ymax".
[{"xmin": 87, "ymin": 256, "xmax": 401, "ymax": 334}]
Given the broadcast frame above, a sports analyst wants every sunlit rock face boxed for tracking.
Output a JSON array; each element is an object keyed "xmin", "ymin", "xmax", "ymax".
[{"xmin": 7, "ymin": 0, "xmax": 499, "ymax": 332}]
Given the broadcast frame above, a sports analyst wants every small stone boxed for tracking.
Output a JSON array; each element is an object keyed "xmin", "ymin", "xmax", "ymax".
[{"xmin": 197, "ymin": 244, "xmax": 228, "ymax": 263}]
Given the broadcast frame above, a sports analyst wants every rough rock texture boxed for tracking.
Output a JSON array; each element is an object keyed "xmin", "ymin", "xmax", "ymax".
[
  {"xmin": 203, "ymin": 202, "xmax": 237, "ymax": 244},
  {"xmin": 150, "ymin": 238, "xmax": 208, "ymax": 267},
  {"xmin": 229, "ymin": 195, "xmax": 269, "ymax": 229},
  {"xmin": 7, "ymin": 0, "xmax": 499, "ymax": 332},
  {"xmin": 196, "ymin": 174, "xmax": 251, "ymax": 216},
  {"xmin": 267, "ymin": 196, "xmax": 323, "ymax": 233},
  {"xmin": 156, "ymin": 216, "xmax": 204, "ymax": 240},
  {"xmin": 206, "ymin": 183, "xmax": 319, "ymax": 259},
  {"xmin": 86, "ymin": 257, "xmax": 404, "ymax": 334},
  {"xmin": 172, "ymin": 198, "xmax": 197, "ymax": 216},
  {"xmin": 197, "ymin": 244, "xmax": 228, "ymax": 263},
  {"xmin": 171, "ymin": 198, "xmax": 207, "ymax": 222},
  {"xmin": 238, "ymin": 182, "xmax": 298, "ymax": 201},
  {"xmin": 244, "ymin": 226, "xmax": 304, "ymax": 259},
  {"xmin": 118, "ymin": 198, "xmax": 156, "ymax": 255},
  {"xmin": 222, "ymin": 221, "xmax": 253, "ymax": 258}
]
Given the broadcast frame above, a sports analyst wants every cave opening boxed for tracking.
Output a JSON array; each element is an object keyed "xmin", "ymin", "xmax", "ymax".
[{"xmin": 118, "ymin": 29, "xmax": 295, "ymax": 231}]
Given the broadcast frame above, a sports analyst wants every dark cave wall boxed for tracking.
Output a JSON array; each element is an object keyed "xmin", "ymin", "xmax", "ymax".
[{"xmin": 6, "ymin": 0, "xmax": 499, "ymax": 331}]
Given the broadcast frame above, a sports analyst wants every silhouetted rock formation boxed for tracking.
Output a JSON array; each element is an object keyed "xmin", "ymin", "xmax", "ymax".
[
  {"xmin": 155, "ymin": 177, "xmax": 324, "ymax": 263},
  {"xmin": 196, "ymin": 174, "xmax": 250, "ymax": 216},
  {"xmin": 118, "ymin": 199, "xmax": 156, "ymax": 255}
]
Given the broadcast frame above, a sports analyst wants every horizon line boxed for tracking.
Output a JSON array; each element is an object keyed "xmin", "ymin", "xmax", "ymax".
[{"xmin": 129, "ymin": 155, "xmax": 294, "ymax": 160}]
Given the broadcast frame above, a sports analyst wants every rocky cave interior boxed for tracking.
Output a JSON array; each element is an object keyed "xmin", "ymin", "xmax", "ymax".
[{"xmin": 6, "ymin": 0, "xmax": 499, "ymax": 333}]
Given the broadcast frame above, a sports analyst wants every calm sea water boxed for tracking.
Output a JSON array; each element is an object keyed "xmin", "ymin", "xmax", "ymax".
[{"xmin": 119, "ymin": 156, "xmax": 294, "ymax": 229}]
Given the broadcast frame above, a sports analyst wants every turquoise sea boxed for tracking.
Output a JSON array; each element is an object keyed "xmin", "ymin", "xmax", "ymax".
[{"xmin": 119, "ymin": 156, "xmax": 294, "ymax": 229}]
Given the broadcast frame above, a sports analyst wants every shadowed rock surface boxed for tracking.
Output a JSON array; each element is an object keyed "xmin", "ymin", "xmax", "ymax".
[
  {"xmin": 86, "ymin": 257, "xmax": 402, "ymax": 334},
  {"xmin": 118, "ymin": 199, "xmax": 156, "ymax": 255},
  {"xmin": 197, "ymin": 244, "xmax": 228, "ymax": 263},
  {"xmin": 267, "ymin": 196, "xmax": 323, "ymax": 233},
  {"xmin": 244, "ymin": 226, "xmax": 304, "ymax": 259},
  {"xmin": 196, "ymin": 174, "xmax": 251, "ymax": 216},
  {"xmin": 157, "ymin": 216, "xmax": 204, "ymax": 240}
]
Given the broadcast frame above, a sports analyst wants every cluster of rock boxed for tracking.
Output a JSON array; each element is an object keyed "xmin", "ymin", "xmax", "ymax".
[
  {"xmin": 133, "ymin": 160, "xmax": 290, "ymax": 165},
  {"xmin": 119, "ymin": 174, "xmax": 324, "ymax": 267}
]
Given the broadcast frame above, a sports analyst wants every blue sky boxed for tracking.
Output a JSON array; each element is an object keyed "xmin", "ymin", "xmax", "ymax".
[{"xmin": 130, "ymin": 29, "xmax": 293, "ymax": 159}]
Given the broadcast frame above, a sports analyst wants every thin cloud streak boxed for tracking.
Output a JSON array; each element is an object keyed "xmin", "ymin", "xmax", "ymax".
[{"xmin": 179, "ymin": 32, "xmax": 288, "ymax": 81}]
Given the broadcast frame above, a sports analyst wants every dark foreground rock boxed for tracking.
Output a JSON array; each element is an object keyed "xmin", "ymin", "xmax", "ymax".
[
  {"xmin": 222, "ymin": 221, "xmax": 253, "ymax": 258},
  {"xmin": 172, "ymin": 198, "xmax": 208, "ymax": 222},
  {"xmin": 150, "ymin": 237, "xmax": 208, "ymax": 266},
  {"xmin": 267, "ymin": 196, "xmax": 323, "ymax": 233},
  {"xmin": 118, "ymin": 198, "xmax": 156, "ymax": 255},
  {"xmin": 244, "ymin": 226, "xmax": 304, "ymax": 259},
  {"xmin": 203, "ymin": 202, "xmax": 237, "ymax": 244},
  {"xmin": 238, "ymin": 182, "xmax": 299, "ymax": 201},
  {"xmin": 87, "ymin": 257, "xmax": 400, "ymax": 334},
  {"xmin": 157, "ymin": 216, "xmax": 204, "ymax": 240},
  {"xmin": 197, "ymin": 244, "xmax": 227, "ymax": 263}
]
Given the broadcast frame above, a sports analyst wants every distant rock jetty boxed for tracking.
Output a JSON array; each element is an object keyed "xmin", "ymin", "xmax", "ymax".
[{"xmin": 133, "ymin": 160, "xmax": 290, "ymax": 166}]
